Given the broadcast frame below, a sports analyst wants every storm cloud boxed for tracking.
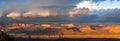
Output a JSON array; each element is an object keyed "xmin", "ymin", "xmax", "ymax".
[{"xmin": 0, "ymin": 0, "xmax": 120, "ymax": 24}]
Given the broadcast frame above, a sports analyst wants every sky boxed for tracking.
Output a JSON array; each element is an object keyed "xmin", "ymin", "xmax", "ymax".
[{"xmin": 0, "ymin": 0, "xmax": 120, "ymax": 24}]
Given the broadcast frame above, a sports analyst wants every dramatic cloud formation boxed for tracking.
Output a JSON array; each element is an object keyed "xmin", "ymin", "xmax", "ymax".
[
  {"xmin": 0, "ymin": 0, "xmax": 120, "ymax": 24},
  {"xmin": 76, "ymin": 0, "xmax": 120, "ymax": 10}
]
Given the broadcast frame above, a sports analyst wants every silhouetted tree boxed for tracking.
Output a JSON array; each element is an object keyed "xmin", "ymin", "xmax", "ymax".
[{"xmin": 0, "ymin": 30, "xmax": 15, "ymax": 41}]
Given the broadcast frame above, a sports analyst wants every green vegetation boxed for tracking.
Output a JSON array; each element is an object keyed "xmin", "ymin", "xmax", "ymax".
[{"xmin": 0, "ymin": 30, "xmax": 15, "ymax": 41}]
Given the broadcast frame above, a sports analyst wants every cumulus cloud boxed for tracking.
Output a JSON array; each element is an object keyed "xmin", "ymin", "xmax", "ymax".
[
  {"xmin": 76, "ymin": 1, "xmax": 120, "ymax": 10},
  {"xmin": 7, "ymin": 12, "xmax": 21, "ymax": 19},
  {"xmin": 23, "ymin": 9, "xmax": 59, "ymax": 17},
  {"xmin": 76, "ymin": 1, "xmax": 100, "ymax": 10}
]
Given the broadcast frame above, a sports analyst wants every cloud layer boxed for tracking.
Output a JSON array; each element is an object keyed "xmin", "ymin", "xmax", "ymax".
[{"xmin": 0, "ymin": 0, "xmax": 120, "ymax": 24}]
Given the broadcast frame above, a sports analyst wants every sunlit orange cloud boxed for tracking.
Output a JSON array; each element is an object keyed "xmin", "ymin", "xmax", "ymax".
[
  {"xmin": 7, "ymin": 12, "xmax": 21, "ymax": 19},
  {"xmin": 22, "ymin": 9, "xmax": 61, "ymax": 18},
  {"xmin": 0, "ymin": 13, "xmax": 2, "ymax": 17}
]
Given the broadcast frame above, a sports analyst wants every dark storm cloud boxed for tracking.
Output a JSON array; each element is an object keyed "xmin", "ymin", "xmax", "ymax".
[
  {"xmin": 90, "ymin": 8, "xmax": 120, "ymax": 23},
  {"xmin": 64, "ymin": 8, "xmax": 120, "ymax": 23},
  {"xmin": 30, "ymin": 0, "xmax": 82, "ymax": 6},
  {"xmin": 0, "ymin": 0, "xmax": 84, "ymax": 19},
  {"xmin": 0, "ymin": 0, "xmax": 82, "ymax": 6},
  {"xmin": 0, "ymin": 0, "xmax": 120, "ymax": 24},
  {"xmin": 101, "ymin": 9, "xmax": 120, "ymax": 23},
  {"xmin": 0, "ymin": 0, "xmax": 81, "ymax": 24}
]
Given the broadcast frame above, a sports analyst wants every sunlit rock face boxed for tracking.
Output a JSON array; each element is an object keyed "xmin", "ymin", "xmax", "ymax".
[
  {"xmin": 108, "ymin": 24, "xmax": 120, "ymax": 33},
  {"xmin": 41, "ymin": 24, "xmax": 51, "ymax": 29},
  {"xmin": 60, "ymin": 23, "xmax": 74, "ymax": 28},
  {"xmin": 78, "ymin": 25, "xmax": 92, "ymax": 32}
]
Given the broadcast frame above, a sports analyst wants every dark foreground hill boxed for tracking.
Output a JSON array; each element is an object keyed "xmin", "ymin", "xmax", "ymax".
[
  {"xmin": 0, "ymin": 30, "xmax": 15, "ymax": 41},
  {"xmin": 15, "ymin": 38, "xmax": 120, "ymax": 41}
]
